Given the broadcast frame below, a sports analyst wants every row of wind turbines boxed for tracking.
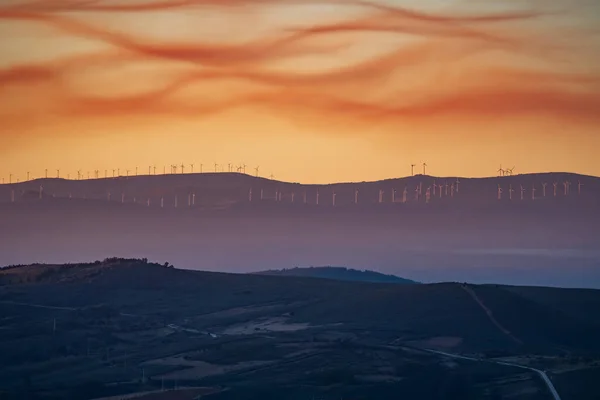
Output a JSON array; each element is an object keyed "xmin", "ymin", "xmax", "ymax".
[
  {"xmin": 0, "ymin": 163, "xmax": 278, "ymax": 185},
  {"xmin": 496, "ymin": 180, "xmax": 583, "ymax": 200}
]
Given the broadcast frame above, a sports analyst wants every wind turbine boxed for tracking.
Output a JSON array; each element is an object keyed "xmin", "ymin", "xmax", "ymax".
[
  {"xmin": 45, "ymin": 169, "xmax": 48, "ymax": 178},
  {"xmin": 402, "ymin": 187, "xmax": 408, "ymax": 203},
  {"xmin": 248, "ymin": 188, "xmax": 252, "ymax": 202},
  {"xmin": 578, "ymin": 181, "xmax": 583, "ymax": 195},
  {"xmin": 509, "ymin": 184, "xmax": 514, "ymax": 200},
  {"xmin": 269, "ymin": 173, "xmax": 275, "ymax": 180},
  {"xmin": 181, "ymin": 163, "xmax": 185, "ymax": 174},
  {"xmin": 497, "ymin": 165, "xmax": 505, "ymax": 177},
  {"xmin": 214, "ymin": 163, "xmax": 218, "ymax": 173},
  {"xmin": 532, "ymin": 184, "xmax": 536, "ymax": 200},
  {"xmin": 332, "ymin": 190, "xmax": 336, "ymax": 207},
  {"xmin": 126, "ymin": 169, "xmax": 130, "ymax": 177},
  {"xmin": 445, "ymin": 182, "xmax": 449, "ymax": 196},
  {"xmin": 414, "ymin": 185, "xmax": 419, "ymax": 201},
  {"xmin": 392, "ymin": 188, "xmax": 396, "ymax": 203},
  {"xmin": 497, "ymin": 184, "xmax": 503, "ymax": 200},
  {"xmin": 378, "ymin": 189, "xmax": 383, "ymax": 203},
  {"xmin": 27, "ymin": 172, "xmax": 30, "ymax": 181},
  {"xmin": 553, "ymin": 182, "xmax": 558, "ymax": 196},
  {"xmin": 354, "ymin": 188, "xmax": 359, "ymax": 204},
  {"xmin": 455, "ymin": 178, "xmax": 461, "ymax": 193},
  {"xmin": 520, "ymin": 184, "xmax": 525, "ymax": 200},
  {"xmin": 199, "ymin": 164, "xmax": 203, "ymax": 173},
  {"xmin": 316, "ymin": 189, "xmax": 320, "ymax": 205},
  {"xmin": 228, "ymin": 163, "xmax": 232, "ymax": 173},
  {"xmin": 242, "ymin": 164, "xmax": 247, "ymax": 174},
  {"xmin": 564, "ymin": 180, "xmax": 571, "ymax": 195},
  {"xmin": 450, "ymin": 183, "xmax": 455, "ymax": 198},
  {"xmin": 190, "ymin": 164, "xmax": 194, "ymax": 174},
  {"xmin": 135, "ymin": 166, "xmax": 138, "ymax": 176},
  {"xmin": 255, "ymin": 166, "xmax": 260, "ymax": 177},
  {"xmin": 432, "ymin": 181, "xmax": 437, "ymax": 196},
  {"xmin": 542, "ymin": 183, "xmax": 548, "ymax": 197},
  {"xmin": 422, "ymin": 162, "xmax": 427, "ymax": 175},
  {"xmin": 425, "ymin": 187, "xmax": 431, "ymax": 203},
  {"xmin": 410, "ymin": 164, "xmax": 416, "ymax": 176}
]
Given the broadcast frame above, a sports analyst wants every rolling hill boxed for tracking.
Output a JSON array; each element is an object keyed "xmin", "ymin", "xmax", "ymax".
[
  {"xmin": 1, "ymin": 258, "xmax": 600, "ymax": 399},
  {"xmin": 254, "ymin": 266, "xmax": 419, "ymax": 284},
  {"xmin": 1, "ymin": 172, "xmax": 599, "ymax": 288}
]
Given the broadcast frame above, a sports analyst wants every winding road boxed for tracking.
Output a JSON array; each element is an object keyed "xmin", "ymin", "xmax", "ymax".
[{"xmin": 422, "ymin": 348, "xmax": 562, "ymax": 400}]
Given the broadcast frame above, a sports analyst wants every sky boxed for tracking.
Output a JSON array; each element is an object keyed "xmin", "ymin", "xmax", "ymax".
[{"xmin": 1, "ymin": 0, "xmax": 599, "ymax": 183}]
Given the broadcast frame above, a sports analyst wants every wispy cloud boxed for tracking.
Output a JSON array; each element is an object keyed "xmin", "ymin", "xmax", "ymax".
[{"xmin": 0, "ymin": 0, "xmax": 599, "ymax": 131}]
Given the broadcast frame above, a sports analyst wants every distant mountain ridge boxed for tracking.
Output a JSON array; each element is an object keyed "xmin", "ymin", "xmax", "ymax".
[{"xmin": 253, "ymin": 266, "xmax": 419, "ymax": 284}]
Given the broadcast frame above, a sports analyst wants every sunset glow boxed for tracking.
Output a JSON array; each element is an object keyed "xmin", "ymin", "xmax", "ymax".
[{"xmin": 1, "ymin": 0, "xmax": 599, "ymax": 183}]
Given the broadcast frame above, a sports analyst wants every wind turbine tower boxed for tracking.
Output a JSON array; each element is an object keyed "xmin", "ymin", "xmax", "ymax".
[
  {"xmin": 316, "ymin": 189, "xmax": 320, "ymax": 205},
  {"xmin": 520, "ymin": 185, "xmax": 525, "ymax": 200},
  {"xmin": 378, "ymin": 189, "xmax": 383, "ymax": 203},
  {"xmin": 450, "ymin": 183, "xmax": 455, "ymax": 197},
  {"xmin": 411, "ymin": 164, "xmax": 415, "ymax": 176},
  {"xmin": 455, "ymin": 178, "xmax": 461, "ymax": 193},
  {"xmin": 532, "ymin": 184, "xmax": 536, "ymax": 200},
  {"xmin": 354, "ymin": 188, "xmax": 359, "ymax": 204},
  {"xmin": 255, "ymin": 166, "xmax": 260, "ymax": 177},
  {"xmin": 578, "ymin": 181, "xmax": 583, "ymax": 195},
  {"xmin": 553, "ymin": 182, "xmax": 558, "ymax": 196},
  {"xmin": 433, "ymin": 181, "xmax": 437, "ymax": 196},
  {"xmin": 414, "ymin": 185, "xmax": 419, "ymax": 201},
  {"xmin": 332, "ymin": 190, "xmax": 336, "ymax": 206},
  {"xmin": 497, "ymin": 184, "xmax": 503, "ymax": 200},
  {"xmin": 425, "ymin": 187, "xmax": 431, "ymax": 203},
  {"xmin": 249, "ymin": 188, "xmax": 252, "ymax": 202},
  {"xmin": 422, "ymin": 162, "xmax": 427, "ymax": 175},
  {"xmin": 542, "ymin": 183, "xmax": 548, "ymax": 197},
  {"xmin": 445, "ymin": 182, "xmax": 449, "ymax": 196},
  {"xmin": 392, "ymin": 188, "xmax": 396, "ymax": 203},
  {"xmin": 27, "ymin": 172, "xmax": 30, "ymax": 181},
  {"xmin": 509, "ymin": 184, "xmax": 514, "ymax": 200},
  {"xmin": 402, "ymin": 187, "xmax": 408, "ymax": 203}
]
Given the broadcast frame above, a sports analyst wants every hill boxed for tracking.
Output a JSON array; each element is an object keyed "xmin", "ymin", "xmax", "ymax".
[
  {"xmin": 1, "ymin": 259, "xmax": 600, "ymax": 399},
  {"xmin": 1, "ymin": 172, "xmax": 599, "ymax": 288},
  {"xmin": 254, "ymin": 266, "xmax": 419, "ymax": 284}
]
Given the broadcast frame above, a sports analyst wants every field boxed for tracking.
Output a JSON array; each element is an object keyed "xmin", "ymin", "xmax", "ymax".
[{"xmin": 1, "ymin": 259, "xmax": 600, "ymax": 399}]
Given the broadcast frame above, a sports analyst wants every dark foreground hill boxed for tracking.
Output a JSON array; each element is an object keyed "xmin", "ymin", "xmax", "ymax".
[
  {"xmin": 254, "ymin": 266, "xmax": 419, "ymax": 284},
  {"xmin": 1, "ymin": 259, "xmax": 600, "ymax": 400}
]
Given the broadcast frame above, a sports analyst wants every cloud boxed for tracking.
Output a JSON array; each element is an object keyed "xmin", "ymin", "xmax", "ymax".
[{"xmin": 0, "ymin": 0, "xmax": 599, "ymax": 132}]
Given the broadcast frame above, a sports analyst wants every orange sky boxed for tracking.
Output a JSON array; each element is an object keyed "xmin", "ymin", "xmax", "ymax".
[{"xmin": 1, "ymin": 0, "xmax": 599, "ymax": 183}]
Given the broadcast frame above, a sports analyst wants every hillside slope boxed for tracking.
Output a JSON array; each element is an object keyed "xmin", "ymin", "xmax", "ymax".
[{"xmin": 253, "ymin": 266, "xmax": 419, "ymax": 284}]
